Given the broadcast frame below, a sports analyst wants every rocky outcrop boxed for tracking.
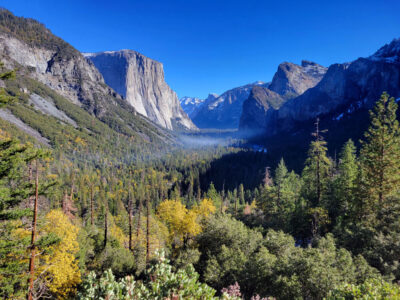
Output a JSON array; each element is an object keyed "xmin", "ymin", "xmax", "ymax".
[
  {"xmin": 84, "ymin": 50, "xmax": 197, "ymax": 131},
  {"xmin": 269, "ymin": 61, "xmax": 327, "ymax": 98},
  {"xmin": 0, "ymin": 32, "xmax": 119, "ymax": 114},
  {"xmin": 258, "ymin": 39, "xmax": 400, "ymax": 136},
  {"xmin": 192, "ymin": 82, "xmax": 267, "ymax": 129},
  {"xmin": 196, "ymin": 60, "xmax": 327, "ymax": 130},
  {"xmin": 239, "ymin": 86, "xmax": 284, "ymax": 133},
  {"xmin": 239, "ymin": 61, "xmax": 327, "ymax": 131},
  {"xmin": 369, "ymin": 38, "xmax": 400, "ymax": 63}
]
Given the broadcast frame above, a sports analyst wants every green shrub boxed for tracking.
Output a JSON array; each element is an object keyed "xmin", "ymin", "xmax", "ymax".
[
  {"xmin": 326, "ymin": 279, "xmax": 400, "ymax": 299},
  {"xmin": 78, "ymin": 250, "xmax": 220, "ymax": 299}
]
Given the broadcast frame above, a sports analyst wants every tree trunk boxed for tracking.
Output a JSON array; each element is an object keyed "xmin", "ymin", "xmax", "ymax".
[
  {"xmin": 128, "ymin": 191, "xmax": 133, "ymax": 251},
  {"xmin": 90, "ymin": 185, "xmax": 94, "ymax": 226},
  {"xmin": 316, "ymin": 154, "xmax": 321, "ymax": 204},
  {"xmin": 146, "ymin": 195, "xmax": 150, "ymax": 264},
  {"xmin": 136, "ymin": 198, "xmax": 142, "ymax": 240},
  {"xmin": 28, "ymin": 160, "xmax": 39, "ymax": 300},
  {"xmin": 62, "ymin": 190, "xmax": 67, "ymax": 214},
  {"xmin": 104, "ymin": 209, "xmax": 108, "ymax": 249},
  {"xmin": 28, "ymin": 162, "xmax": 33, "ymax": 207},
  {"xmin": 104, "ymin": 188, "xmax": 108, "ymax": 249},
  {"xmin": 69, "ymin": 172, "xmax": 75, "ymax": 205}
]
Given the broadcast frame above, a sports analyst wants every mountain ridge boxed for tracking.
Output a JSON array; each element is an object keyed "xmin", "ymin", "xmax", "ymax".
[
  {"xmin": 253, "ymin": 38, "xmax": 400, "ymax": 136},
  {"xmin": 0, "ymin": 9, "xmax": 177, "ymax": 155},
  {"xmin": 190, "ymin": 82, "xmax": 268, "ymax": 129}
]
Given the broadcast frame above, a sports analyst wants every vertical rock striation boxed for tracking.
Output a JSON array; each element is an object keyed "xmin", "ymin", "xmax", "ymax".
[{"xmin": 84, "ymin": 50, "xmax": 197, "ymax": 131}]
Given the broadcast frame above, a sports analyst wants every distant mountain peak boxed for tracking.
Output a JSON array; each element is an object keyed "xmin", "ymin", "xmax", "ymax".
[
  {"xmin": 369, "ymin": 38, "xmax": 400, "ymax": 63},
  {"xmin": 191, "ymin": 81, "xmax": 269, "ymax": 129},
  {"xmin": 179, "ymin": 96, "xmax": 205, "ymax": 117},
  {"xmin": 207, "ymin": 93, "xmax": 219, "ymax": 99},
  {"xmin": 240, "ymin": 37, "xmax": 400, "ymax": 142},
  {"xmin": 301, "ymin": 60, "xmax": 320, "ymax": 67},
  {"xmin": 269, "ymin": 60, "xmax": 327, "ymax": 97}
]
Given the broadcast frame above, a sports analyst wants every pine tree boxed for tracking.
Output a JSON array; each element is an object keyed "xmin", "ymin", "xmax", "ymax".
[
  {"xmin": 233, "ymin": 188, "xmax": 238, "ymax": 214},
  {"xmin": 302, "ymin": 118, "xmax": 332, "ymax": 206},
  {"xmin": 359, "ymin": 92, "xmax": 400, "ymax": 214},
  {"xmin": 136, "ymin": 191, "xmax": 143, "ymax": 240},
  {"xmin": 275, "ymin": 159, "xmax": 288, "ymax": 208},
  {"xmin": 302, "ymin": 118, "xmax": 332, "ymax": 240},
  {"xmin": 0, "ymin": 62, "xmax": 16, "ymax": 108},
  {"xmin": 259, "ymin": 159, "xmax": 300, "ymax": 232},
  {"xmin": 28, "ymin": 160, "xmax": 39, "ymax": 300},
  {"xmin": 332, "ymin": 139, "xmax": 358, "ymax": 220},
  {"xmin": 239, "ymin": 184, "xmax": 245, "ymax": 205},
  {"xmin": 207, "ymin": 182, "xmax": 221, "ymax": 209},
  {"xmin": 344, "ymin": 93, "xmax": 400, "ymax": 276}
]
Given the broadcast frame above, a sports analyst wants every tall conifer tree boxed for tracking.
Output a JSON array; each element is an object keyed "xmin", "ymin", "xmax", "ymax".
[{"xmin": 359, "ymin": 92, "xmax": 400, "ymax": 215}]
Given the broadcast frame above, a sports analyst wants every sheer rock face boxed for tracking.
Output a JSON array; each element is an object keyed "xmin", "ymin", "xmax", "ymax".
[
  {"xmin": 239, "ymin": 61, "xmax": 327, "ymax": 131},
  {"xmin": 269, "ymin": 60, "xmax": 327, "ymax": 98},
  {"xmin": 84, "ymin": 50, "xmax": 197, "ymax": 131}
]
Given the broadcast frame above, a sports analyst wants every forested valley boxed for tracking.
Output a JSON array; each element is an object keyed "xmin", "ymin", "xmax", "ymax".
[{"xmin": 2, "ymin": 54, "xmax": 400, "ymax": 299}]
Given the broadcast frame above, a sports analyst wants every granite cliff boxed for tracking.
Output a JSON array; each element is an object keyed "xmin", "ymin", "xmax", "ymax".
[
  {"xmin": 250, "ymin": 39, "xmax": 400, "ymax": 136},
  {"xmin": 239, "ymin": 61, "xmax": 327, "ymax": 131},
  {"xmin": 84, "ymin": 50, "xmax": 197, "ymax": 131},
  {"xmin": 0, "ymin": 9, "xmax": 175, "ymax": 146}
]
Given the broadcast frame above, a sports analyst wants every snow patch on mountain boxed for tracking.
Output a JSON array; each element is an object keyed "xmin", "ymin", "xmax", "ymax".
[
  {"xmin": 369, "ymin": 38, "xmax": 400, "ymax": 63},
  {"xmin": 180, "ymin": 96, "xmax": 205, "ymax": 116}
]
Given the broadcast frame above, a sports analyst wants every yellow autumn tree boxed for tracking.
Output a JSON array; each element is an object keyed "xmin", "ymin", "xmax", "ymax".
[
  {"xmin": 38, "ymin": 210, "xmax": 81, "ymax": 299},
  {"xmin": 157, "ymin": 199, "xmax": 216, "ymax": 246},
  {"xmin": 193, "ymin": 198, "xmax": 216, "ymax": 220},
  {"xmin": 110, "ymin": 215, "xmax": 128, "ymax": 247}
]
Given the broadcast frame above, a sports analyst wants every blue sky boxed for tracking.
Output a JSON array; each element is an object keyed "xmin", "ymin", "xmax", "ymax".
[{"xmin": 2, "ymin": 0, "xmax": 400, "ymax": 99}]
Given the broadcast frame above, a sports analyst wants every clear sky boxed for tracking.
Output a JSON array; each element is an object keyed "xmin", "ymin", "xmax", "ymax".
[{"xmin": 1, "ymin": 0, "xmax": 400, "ymax": 99}]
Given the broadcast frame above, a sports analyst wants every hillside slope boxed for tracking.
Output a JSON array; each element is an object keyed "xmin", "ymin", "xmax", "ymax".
[{"xmin": 0, "ymin": 9, "xmax": 176, "ymax": 162}]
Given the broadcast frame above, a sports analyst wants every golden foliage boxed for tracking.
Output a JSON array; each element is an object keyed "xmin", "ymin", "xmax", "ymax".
[
  {"xmin": 38, "ymin": 210, "xmax": 81, "ymax": 299},
  {"xmin": 0, "ymin": 128, "xmax": 11, "ymax": 140},
  {"xmin": 157, "ymin": 199, "xmax": 216, "ymax": 245},
  {"xmin": 109, "ymin": 214, "xmax": 128, "ymax": 247},
  {"xmin": 74, "ymin": 136, "xmax": 86, "ymax": 147},
  {"xmin": 193, "ymin": 198, "xmax": 216, "ymax": 220}
]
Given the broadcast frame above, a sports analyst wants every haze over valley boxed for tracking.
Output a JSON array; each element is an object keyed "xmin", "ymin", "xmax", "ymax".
[{"xmin": 1, "ymin": 2, "xmax": 400, "ymax": 299}]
